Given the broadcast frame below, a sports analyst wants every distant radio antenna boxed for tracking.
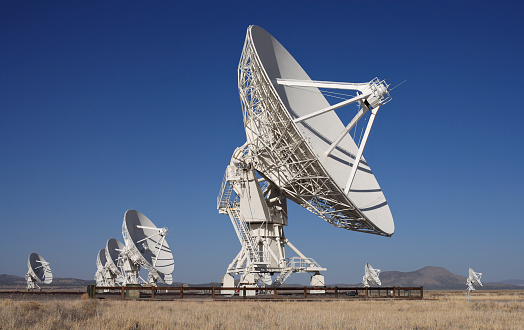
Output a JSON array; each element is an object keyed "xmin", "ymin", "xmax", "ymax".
[
  {"xmin": 105, "ymin": 238, "xmax": 125, "ymax": 286},
  {"xmin": 94, "ymin": 210, "xmax": 174, "ymax": 288},
  {"xmin": 466, "ymin": 267, "xmax": 483, "ymax": 301},
  {"xmin": 26, "ymin": 253, "xmax": 53, "ymax": 290},
  {"xmin": 121, "ymin": 210, "xmax": 174, "ymax": 285},
  {"xmin": 95, "ymin": 249, "xmax": 108, "ymax": 287},
  {"xmin": 362, "ymin": 263, "xmax": 381, "ymax": 287}
]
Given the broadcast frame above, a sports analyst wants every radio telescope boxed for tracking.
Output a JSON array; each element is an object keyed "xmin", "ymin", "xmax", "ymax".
[
  {"xmin": 104, "ymin": 238, "xmax": 125, "ymax": 286},
  {"xmin": 120, "ymin": 210, "xmax": 174, "ymax": 285},
  {"xmin": 95, "ymin": 249, "xmax": 109, "ymax": 286},
  {"xmin": 26, "ymin": 253, "xmax": 53, "ymax": 290},
  {"xmin": 362, "ymin": 263, "xmax": 381, "ymax": 287},
  {"xmin": 466, "ymin": 267, "xmax": 482, "ymax": 299},
  {"xmin": 217, "ymin": 25, "xmax": 394, "ymax": 292}
]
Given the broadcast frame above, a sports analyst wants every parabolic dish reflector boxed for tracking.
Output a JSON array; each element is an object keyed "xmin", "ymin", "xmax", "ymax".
[
  {"xmin": 28, "ymin": 253, "xmax": 53, "ymax": 284},
  {"xmin": 122, "ymin": 210, "xmax": 174, "ymax": 274},
  {"xmin": 96, "ymin": 249, "xmax": 107, "ymax": 270},
  {"xmin": 239, "ymin": 25, "xmax": 394, "ymax": 236},
  {"xmin": 364, "ymin": 263, "xmax": 381, "ymax": 286},
  {"xmin": 468, "ymin": 268, "xmax": 482, "ymax": 286},
  {"xmin": 105, "ymin": 238, "xmax": 124, "ymax": 275}
]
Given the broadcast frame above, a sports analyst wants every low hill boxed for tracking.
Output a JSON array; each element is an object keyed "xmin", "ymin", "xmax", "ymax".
[
  {"xmin": 332, "ymin": 266, "xmax": 521, "ymax": 290},
  {"xmin": 0, "ymin": 274, "xmax": 221, "ymax": 289},
  {"xmin": 498, "ymin": 279, "xmax": 524, "ymax": 286},
  {"xmin": 0, "ymin": 274, "xmax": 95, "ymax": 288},
  {"xmin": 381, "ymin": 266, "xmax": 466, "ymax": 290}
]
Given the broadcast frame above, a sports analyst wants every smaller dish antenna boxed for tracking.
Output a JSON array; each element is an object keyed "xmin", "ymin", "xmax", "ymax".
[
  {"xmin": 95, "ymin": 249, "xmax": 108, "ymax": 286},
  {"xmin": 362, "ymin": 263, "xmax": 381, "ymax": 287},
  {"xmin": 466, "ymin": 267, "xmax": 483, "ymax": 290},
  {"xmin": 466, "ymin": 268, "xmax": 482, "ymax": 292},
  {"xmin": 466, "ymin": 267, "xmax": 482, "ymax": 300},
  {"xmin": 26, "ymin": 253, "xmax": 53, "ymax": 290},
  {"xmin": 105, "ymin": 238, "xmax": 125, "ymax": 286},
  {"xmin": 121, "ymin": 210, "xmax": 174, "ymax": 285}
]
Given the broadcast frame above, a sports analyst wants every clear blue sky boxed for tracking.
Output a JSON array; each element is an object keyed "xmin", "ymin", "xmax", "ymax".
[{"xmin": 1, "ymin": 1, "xmax": 523, "ymax": 285}]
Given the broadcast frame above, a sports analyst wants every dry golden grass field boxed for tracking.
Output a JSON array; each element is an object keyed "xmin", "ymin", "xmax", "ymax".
[{"xmin": 0, "ymin": 290, "xmax": 522, "ymax": 329}]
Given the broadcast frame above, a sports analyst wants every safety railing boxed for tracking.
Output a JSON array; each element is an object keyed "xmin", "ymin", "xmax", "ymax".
[{"xmin": 87, "ymin": 285, "xmax": 424, "ymax": 300}]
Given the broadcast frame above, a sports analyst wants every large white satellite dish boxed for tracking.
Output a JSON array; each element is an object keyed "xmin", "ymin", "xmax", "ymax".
[
  {"xmin": 25, "ymin": 253, "xmax": 53, "ymax": 290},
  {"xmin": 121, "ymin": 210, "xmax": 174, "ymax": 285},
  {"xmin": 362, "ymin": 263, "xmax": 381, "ymax": 287},
  {"xmin": 218, "ymin": 25, "xmax": 395, "ymax": 292}
]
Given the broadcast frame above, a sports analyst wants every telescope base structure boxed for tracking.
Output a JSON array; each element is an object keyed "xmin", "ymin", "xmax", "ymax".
[
  {"xmin": 218, "ymin": 157, "xmax": 326, "ymax": 294},
  {"xmin": 147, "ymin": 273, "xmax": 159, "ymax": 287},
  {"xmin": 221, "ymin": 274, "xmax": 235, "ymax": 295},
  {"xmin": 221, "ymin": 257, "xmax": 326, "ymax": 295},
  {"xmin": 121, "ymin": 256, "xmax": 141, "ymax": 285},
  {"xmin": 105, "ymin": 276, "xmax": 117, "ymax": 287},
  {"xmin": 310, "ymin": 274, "xmax": 326, "ymax": 294},
  {"xmin": 95, "ymin": 270, "xmax": 106, "ymax": 287},
  {"xmin": 95, "ymin": 270, "xmax": 118, "ymax": 291},
  {"xmin": 25, "ymin": 273, "xmax": 40, "ymax": 291}
]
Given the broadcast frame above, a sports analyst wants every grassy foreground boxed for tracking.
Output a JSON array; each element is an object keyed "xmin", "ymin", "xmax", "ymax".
[{"xmin": 0, "ymin": 291, "xmax": 522, "ymax": 329}]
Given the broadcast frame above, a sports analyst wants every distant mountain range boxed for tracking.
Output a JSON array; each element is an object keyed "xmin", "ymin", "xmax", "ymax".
[
  {"xmin": 1, "ymin": 267, "xmax": 522, "ymax": 290},
  {"xmin": 332, "ymin": 266, "xmax": 521, "ymax": 290},
  {"xmin": 0, "ymin": 274, "xmax": 95, "ymax": 288},
  {"xmin": 369, "ymin": 266, "xmax": 520, "ymax": 290},
  {"xmin": 496, "ymin": 279, "xmax": 524, "ymax": 286},
  {"xmin": 0, "ymin": 274, "xmax": 216, "ymax": 289}
]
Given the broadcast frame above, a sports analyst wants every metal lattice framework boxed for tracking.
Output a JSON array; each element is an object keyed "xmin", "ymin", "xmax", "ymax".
[
  {"xmin": 218, "ymin": 164, "xmax": 324, "ymax": 276},
  {"xmin": 122, "ymin": 224, "xmax": 149, "ymax": 269},
  {"xmin": 237, "ymin": 30, "xmax": 389, "ymax": 237}
]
